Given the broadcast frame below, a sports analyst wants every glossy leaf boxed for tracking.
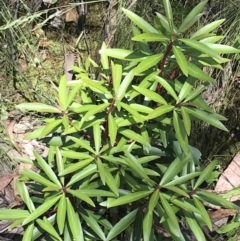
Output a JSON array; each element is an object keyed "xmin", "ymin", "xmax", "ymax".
[
  {"xmin": 60, "ymin": 150, "xmax": 92, "ymax": 159},
  {"xmin": 93, "ymin": 122, "xmax": 101, "ymax": 154},
  {"xmin": 194, "ymin": 159, "xmax": 217, "ymax": 189},
  {"xmin": 191, "ymin": 19, "xmax": 225, "ymax": 39},
  {"xmin": 117, "ymin": 70, "xmax": 134, "ymax": 101},
  {"xmin": 154, "ymin": 76, "xmax": 178, "ymax": 100},
  {"xmin": 57, "ymin": 194, "xmax": 67, "ymax": 234},
  {"xmin": 160, "ymin": 154, "xmax": 190, "ymax": 186},
  {"xmin": 120, "ymin": 102, "xmax": 144, "ymax": 121},
  {"xmin": 106, "ymin": 209, "xmax": 138, "ymax": 241},
  {"xmin": 146, "ymin": 105, "xmax": 174, "ymax": 120},
  {"xmin": 16, "ymin": 103, "xmax": 61, "ymax": 113},
  {"xmin": 184, "ymin": 210, "xmax": 206, "ymax": 241},
  {"xmin": 22, "ymin": 195, "xmax": 61, "ymax": 225},
  {"xmin": 155, "ymin": 12, "xmax": 171, "ymax": 33},
  {"xmin": 108, "ymin": 114, "xmax": 117, "ymax": 147},
  {"xmin": 173, "ymin": 45, "xmax": 188, "ymax": 76},
  {"xmin": 134, "ymin": 53, "xmax": 163, "ymax": 75},
  {"xmin": 81, "ymin": 210, "xmax": 106, "ymax": 241},
  {"xmin": 58, "ymin": 158, "xmax": 93, "ymax": 176},
  {"xmin": 36, "ymin": 217, "xmax": 62, "ymax": 241},
  {"xmin": 149, "ymin": 190, "xmax": 159, "ymax": 212},
  {"xmin": 122, "ymin": 8, "xmax": 158, "ymax": 33},
  {"xmin": 34, "ymin": 151, "xmax": 61, "ymax": 187},
  {"xmin": 180, "ymin": 38, "xmax": 222, "ymax": 61},
  {"xmin": 193, "ymin": 197, "xmax": 212, "ymax": 230},
  {"xmin": 178, "ymin": 0, "xmax": 207, "ymax": 32},
  {"xmin": 79, "ymin": 189, "xmax": 116, "ymax": 197},
  {"xmin": 163, "ymin": 0, "xmax": 174, "ymax": 33},
  {"xmin": 188, "ymin": 62, "xmax": 215, "ymax": 82},
  {"xmin": 108, "ymin": 190, "xmax": 152, "ymax": 208},
  {"xmin": 83, "ymin": 103, "xmax": 109, "ymax": 122},
  {"xmin": 184, "ymin": 85, "xmax": 206, "ymax": 102},
  {"xmin": 81, "ymin": 76, "xmax": 110, "ymax": 94},
  {"xmin": 104, "ymin": 167, "xmax": 119, "ymax": 196},
  {"xmin": 143, "ymin": 210, "xmax": 153, "ymax": 241},
  {"xmin": 216, "ymin": 222, "xmax": 240, "ymax": 234},
  {"xmin": 181, "ymin": 107, "xmax": 191, "ymax": 135},
  {"xmin": 0, "ymin": 209, "xmax": 29, "ymax": 220},
  {"xmin": 163, "ymin": 185, "xmax": 189, "ymax": 198},
  {"xmin": 185, "ymin": 108, "xmax": 228, "ymax": 131},
  {"xmin": 66, "ymin": 82, "xmax": 82, "ymax": 108},
  {"xmin": 132, "ymin": 85, "xmax": 167, "ymax": 105},
  {"xmin": 132, "ymin": 33, "xmax": 169, "ymax": 42},
  {"xmin": 66, "ymin": 198, "xmax": 82, "ymax": 241},
  {"xmin": 112, "ymin": 61, "xmax": 122, "ymax": 95},
  {"xmin": 204, "ymin": 43, "xmax": 240, "ymax": 54},
  {"xmin": 173, "ymin": 111, "xmax": 189, "ymax": 154},
  {"xmin": 40, "ymin": 119, "xmax": 62, "ymax": 138},
  {"xmin": 100, "ymin": 42, "xmax": 109, "ymax": 73},
  {"xmin": 58, "ymin": 75, "xmax": 67, "ymax": 111},
  {"xmin": 97, "ymin": 158, "xmax": 106, "ymax": 185},
  {"xmin": 22, "ymin": 223, "xmax": 34, "ymax": 241},
  {"xmin": 68, "ymin": 136, "xmax": 94, "ymax": 153},
  {"xmin": 67, "ymin": 189, "xmax": 95, "ymax": 207}
]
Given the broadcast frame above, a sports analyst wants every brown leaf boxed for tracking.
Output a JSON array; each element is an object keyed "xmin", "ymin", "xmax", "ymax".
[
  {"xmin": 65, "ymin": 8, "xmax": 78, "ymax": 22},
  {"xmin": 0, "ymin": 174, "xmax": 14, "ymax": 191}
]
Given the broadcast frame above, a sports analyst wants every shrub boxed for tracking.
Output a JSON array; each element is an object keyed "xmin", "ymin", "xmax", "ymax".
[{"xmin": 1, "ymin": 0, "xmax": 240, "ymax": 240}]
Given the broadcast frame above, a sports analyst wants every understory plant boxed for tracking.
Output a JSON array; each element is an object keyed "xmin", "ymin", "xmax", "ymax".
[{"xmin": 1, "ymin": 0, "xmax": 240, "ymax": 240}]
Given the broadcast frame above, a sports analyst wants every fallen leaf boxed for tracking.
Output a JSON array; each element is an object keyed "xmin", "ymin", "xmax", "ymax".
[{"xmin": 0, "ymin": 175, "xmax": 14, "ymax": 191}]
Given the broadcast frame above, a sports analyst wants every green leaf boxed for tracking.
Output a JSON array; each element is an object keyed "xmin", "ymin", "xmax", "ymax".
[
  {"xmin": 79, "ymin": 189, "xmax": 116, "ymax": 197},
  {"xmin": 68, "ymin": 136, "xmax": 95, "ymax": 153},
  {"xmin": 106, "ymin": 209, "xmax": 138, "ymax": 241},
  {"xmin": 185, "ymin": 108, "xmax": 228, "ymax": 131},
  {"xmin": 93, "ymin": 122, "xmax": 101, "ymax": 154},
  {"xmin": 16, "ymin": 103, "xmax": 61, "ymax": 113},
  {"xmin": 193, "ymin": 197, "xmax": 212, "ymax": 230},
  {"xmin": 173, "ymin": 111, "xmax": 189, "ymax": 154},
  {"xmin": 163, "ymin": 185, "xmax": 189, "ymax": 198},
  {"xmin": 132, "ymin": 85, "xmax": 167, "ymax": 105},
  {"xmin": 34, "ymin": 151, "xmax": 61, "ymax": 187},
  {"xmin": 184, "ymin": 210, "xmax": 206, "ymax": 241},
  {"xmin": 57, "ymin": 194, "xmax": 67, "ymax": 234},
  {"xmin": 132, "ymin": 33, "xmax": 169, "ymax": 42},
  {"xmin": 21, "ymin": 169, "xmax": 59, "ymax": 188},
  {"xmin": 36, "ymin": 217, "xmax": 62, "ymax": 241},
  {"xmin": 155, "ymin": 12, "xmax": 171, "ymax": 33},
  {"xmin": 146, "ymin": 105, "xmax": 174, "ymax": 120},
  {"xmin": 149, "ymin": 190, "xmax": 159, "ymax": 212},
  {"xmin": 216, "ymin": 222, "xmax": 240, "ymax": 234},
  {"xmin": 112, "ymin": 61, "xmax": 122, "ymax": 95},
  {"xmin": 154, "ymin": 76, "xmax": 178, "ymax": 100},
  {"xmin": 119, "ymin": 129, "xmax": 150, "ymax": 148},
  {"xmin": 143, "ymin": 210, "xmax": 153, "ymax": 241},
  {"xmin": 159, "ymin": 193, "xmax": 180, "ymax": 236},
  {"xmin": 204, "ymin": 43, "xmax": 240, "ymax": 54},
  {"xmin": 59, "ymin": 159, "xmax": 93, "ymax": 176},
  {"xmin": 108, "ymin": 114, "xmax": 117, "ymax": 147},
  {"xmin": 16, "ymin": 180, "xmax": 35, "ymax": 213},
  {"xmin": 184, "ymin": 85, "xmax": 206, "ymax": 102},
  {"xmin": 22, "ymin": 223, "xmax": 34, "ymax": 241},
  {"xmin": 99, "ymin": 48, "xmax": 148, "ymax": 60},
  {"xmin": 104, "ymin": 167, "xmax": 119, "ymax": 196},
  {"xmin": 180, "ymin": 38, "xmax": 222, "ymax": 61},
  {"xmin": 40, "ymin": 119, "xmax": 62, "ymax": 138},
  {"xmin": 122, "ymin": 8, "xmax": 158, "ymax": 33},
  {"xmin": 173, "ymin": 45, "xmax": 188, "ymax": 76},
  {"xmin": 60, "ymin": 150, "xmax": 92, "ymax": 159},
  {"xmin": 59, "ymin": 75, "xmax": 68, "ymax": 111},
  {"xmin": 81, "ymin": 76, "xmax": 110, "ymax": 94},
  {"xmin": 56, "ymin": 147, "xmax": 64, "ymax": 185},
  {"xmin": 22, "ymin": 195, "xmax": 61, "ymax": 225},
  {"xmin": 67, "ymin": 164, "xmax": 97, "ymax": 187},
  {"xmin": 97, "ymin": 158, "xmax": 106, "ymax": 185},
  {"xmin": 178, "ymin": 0, "xmax": 207, "ymax": 32},
  {"xmin": 194, "ymin": 160, "xmax": 217, "ymax": 189},
  {"xmin": 81, "ymin": 210, "xmax": 106, "ymax": 241},
  {"xmin": 163, "ymin": 0, "xmax": 174, "ymax": 33},
  {"xmin": 160, "ymin": 154, "xmax": 190, "ymax": 186},
  {"xmin": 191, "ymin": 19, "xmax": 225, "ymax": 39},
  {"xmin": 120, "ymin": 102, "xmax": 144, "ymax": 122},
  {"xmin": 188, "ymin": 62, "xmax": 215, "ymax": 82},
  {"xmin": 117, "ymin": 70, "xmax": 134, "ymax": 101},
  {"xmin": 134, "ymin": 54, "xmax": 163, "ymax": 75},
  {"xmin": 66, "ymin": 198, "xmax": 82, "ymax": 241},
  {"xmin": 83, "ymin": 103, "xmax": 110, "ymax": 122},
  {"xmin": 170, "ymin": 198, "xmax": 201, "ymax": 214},
  {"xmin": 66, "ymin": 82, "xmax": 82, "ymax": 109},
  {"xmin": 100, "ymin": 42, "xmax": 109, "ymax": 73},
  {"xmin": 108, "ymin": 190, "xmax": 152, "ymax": 208},
  {"xmin": 67, "ymin": 189, "xmax": 95, "ymax": 207},
  {"xmin": 181, "ymin": 107, "xmax": 191, "ymax": 135},
  {"xmin": 0, "ymin": 209, "xmax": 29, "ymax": 220}
]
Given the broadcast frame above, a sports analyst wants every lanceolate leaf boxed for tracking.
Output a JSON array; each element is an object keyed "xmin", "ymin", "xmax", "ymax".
[
  {"xmin": 108, "ymin": 114, "xmax": 117, "ymax": 147},
  {"xmin": 172, "ymin": 45, "xmax": 188, "ymax": 76},
  {"xmin": 191, "ymin": 19, "xmax": 225, "ymax": 39},
  {"xmin": 0, "ymin": 209, "xmax": 29, "ymax": 220},
  {"xmin": 194, "ymin": 160, "xmax": 217, "ymax": 189},
  {"xmin": 67, "ymin": 189, "xmax": 95, "ymax": 207},
  {"xmin": 180, "ymin": 38, "xmax": 222, "ymax": 61},
  {"xmin": 108, "ymin": 190, "xmax": 152, "ymax": 208},
  {"xmin": 40, "ymin": 119, "xmax": 62, "ymax": 138},
  {"xmin": 22, "ymin": 223, "xmax": 34, "ymax": 241},
  {"xmin": 204, "ymin": 43, "xmax": 240, "ymax": 54},
  {"xmin": 104, "ymin": 167, "xmax": 119, "ymax": 196},
  {"xmin": 160, "ymin": 153, "xmax": 190, "ymax": 186},
  {"xmin": 16, "ymin": 103, "xmax": 61, "ymax": 113},
  {"xmin": 83, "ymin": 103, "xmax": 110, "ymax": 121},
  {"xmin": 22, "ymin": 195, "xmax": 61, "ymax": 225},
  {"xmin": 181, "ymin": 107, "xmax": 191, "ymax": 135},
  {"xmin": 100, "ymin": 42, "xmax": 110, "ymax": 73},
  {"xmin": 132, "ymin": 33, "xmax": 169, "ymax": 42},
  {"xmin": 146, "ymin": 105, "xmax": 174, "ymax": 120},
  {"xmin": 143, "ymin": 210, "xmax": 153, "ymax": 241},
  {"xmin": 58, "ymin": 75, "xmax": 67, "ymax": 111},
  {"xmin": 134, "ymin": 54, "xmax": 163, "ymax": 75},
  {"xmin": 117, "ymin": 70, "xmax": 134, "ymax": 101},
  {"xmin": 68, "ymin": 136, "xmax": 95, "ymax": 153},
  {"xmin": 163, "ymin": 0, "xmax": 174, "ymax": 33},
  {"xmin": 132, "ymin": 85, "xmax": 167, "ymax": 105},
  {"xmin": 57, "ymin": 194, "xmax": 67, "ymax": 235},
  {"xmin": 106, "ymin": 209, "xmax": 138, "ymax": 241},
  {"xmin": 112, "ymin": 61, "xmax": 122, "ymax": 95},
  {"xmin": 120, "ymin": 102, "xmax": 144, "ymax": 121},
  {"xmin": 185, "ymin": 108, "xmax": 228, "ymax": 131},
  {"xmin": 93, "ymin": 122, "xmax": 101, "ymax": 154},
  {"xmin": 178, "ymin": 0, "xmax": 207, "ymax": 32},
  {"xmin": 122, "ymin": 8, "xmax": 158, "ymax": 33}
]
